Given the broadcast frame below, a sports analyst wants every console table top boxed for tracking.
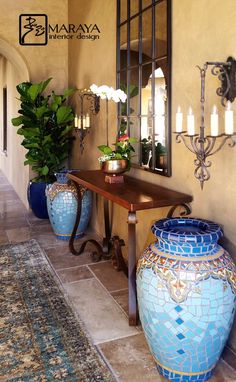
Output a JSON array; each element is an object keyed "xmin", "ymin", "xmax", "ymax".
[{"xmin": 68, "ymin": 170, "xmax": 193, "ymax": 212}]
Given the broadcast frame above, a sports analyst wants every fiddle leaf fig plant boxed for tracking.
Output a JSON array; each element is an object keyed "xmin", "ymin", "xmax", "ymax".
[{"xmin": 12, "ymin": 78, "xmax": 75, "ymax": 183}]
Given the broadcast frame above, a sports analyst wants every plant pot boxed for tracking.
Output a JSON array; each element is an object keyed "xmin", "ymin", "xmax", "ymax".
[
  {"xmin": 46, "ymin": 170, "xmax": 92, "ymax": 240},
  {"xmin": 137, "ymin": 217, "xmax": 236, "ymax": 382},
  {"xmin": 149, "ymin": 154, "xmax": 167, "ymax": 169},
  {"xmin": 27, "ymin": 181, "xmax": 49, "ymax": 219},
  {"xmin": 141, "ymin": 150, "xmax": 150, "ymax": 165},
  {"xmin": 101, "ymin": 159, "xmax": 128, "ymax": 175}
]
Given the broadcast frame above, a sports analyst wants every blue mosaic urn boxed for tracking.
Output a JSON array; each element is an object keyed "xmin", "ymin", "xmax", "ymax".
[
  {"xmin": 46, "ymin": 171, "xmax": 92, "ymax": 240},
  {"xmin": 137, "ymin": 218, "xmax": 236, "ymax": 382}
]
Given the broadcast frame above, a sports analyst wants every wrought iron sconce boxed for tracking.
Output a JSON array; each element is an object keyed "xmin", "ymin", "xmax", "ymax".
[
  {"xmin": 74, "ymin": 89, "xmax": 100, "ymax": 151},
  {"xmin": 175, "ymin": 57, "xmax": 236, "ymax": 189}
]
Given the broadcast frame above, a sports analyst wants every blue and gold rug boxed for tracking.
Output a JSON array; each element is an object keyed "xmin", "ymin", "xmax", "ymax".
[{"xmin": 0, "ymin": 239, "xmax": 114, "ymax": 382}]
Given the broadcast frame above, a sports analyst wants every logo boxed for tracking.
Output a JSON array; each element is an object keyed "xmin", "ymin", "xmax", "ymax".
[{"xmin": 19, "ymin": 14, "xmax": 48, "ymax": 46}]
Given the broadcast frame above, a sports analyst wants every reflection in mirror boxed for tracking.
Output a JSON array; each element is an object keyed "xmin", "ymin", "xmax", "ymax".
[
  {"xmin": 117, "ymin": 0, "xmax": 171, "ymax": 176},
  {"xmin": 142, "ymin": 8, "xmax": 152, "ymax": 62},
  {"xmin": 155, "ymin": 1, "xmax": 167, "ymax": 59},
  {"xmin": 120, "ymin": 0, "xmax": 127, "ymax": 23},
  {"xmin": 141, "ymin": 67, "xmax": 167, "ymax": 171}
]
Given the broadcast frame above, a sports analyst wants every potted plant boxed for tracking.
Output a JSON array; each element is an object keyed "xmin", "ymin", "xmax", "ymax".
[
  {"xmin": 149, "ymin": 141, "xmax": 167, "ymax": 170},
  {"xmin": 90, "ymin": 84, "xmax": 137, "ymax": 176},
  {"xmin": 141, "ymin": 136, "xmax": 152, "ymax": 165},
  {"xmin": 11, "ymin": 78, "xmax": 75, "ymax": 218}
]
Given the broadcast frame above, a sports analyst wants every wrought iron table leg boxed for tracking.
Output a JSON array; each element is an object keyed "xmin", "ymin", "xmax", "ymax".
[
  {"xmin": 69, "ymin": 185, "xmax": 110, "ymax": 260},
  {"xmin": 69, "ymin": 181, "xmax": 103, "ymax": 258},
  {"xmin": 112, "ymin": 236, "xmax": 128, "ymax": 277},
  {"xmin": 167, "ymin": 203, "xmax": 192, "ymax": 218},
  {"xmin": 127, "ymin": 211, "xmax": 138, "ymax": 326},
  {"xmin": 102, "ymin": 198, "xmax": 111, "ymax": 254},
  {"xmin": 69, "ymin": 181, "xmax": 83, "ymax": 255}
]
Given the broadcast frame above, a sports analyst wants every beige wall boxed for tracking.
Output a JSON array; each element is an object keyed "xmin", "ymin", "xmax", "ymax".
[
  {"xmin": 68, "ymin": 0, "xmax": 236, "ymax": 351},
  {"xmin": 69, "ymin": 0, "xmax": 236, "ymax": 253},
  {"xmin": 0, "ymin": 0, "xmax": 69, "ymax": 206}
]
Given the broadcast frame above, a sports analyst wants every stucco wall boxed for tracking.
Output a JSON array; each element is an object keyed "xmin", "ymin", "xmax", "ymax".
[
  {"xmin": 68, "ymin": 0, "xmax": 236, "ymax": 352},
  {"xmin": 0, "ymin": 0, "xmax": 68, "ymax": 206}
]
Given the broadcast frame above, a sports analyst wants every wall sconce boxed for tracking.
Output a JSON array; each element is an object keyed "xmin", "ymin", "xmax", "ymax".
[
  {"xmin": 175, "ymin": 57, "xmax": 236, "ymax": 189},
  {"xmin": 74, "ymin": 89, "xmax": 100, "ymax": 151}
]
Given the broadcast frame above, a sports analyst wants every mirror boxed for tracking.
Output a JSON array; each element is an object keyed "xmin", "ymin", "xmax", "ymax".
[{"xmin": 117, "ymin": 0, "xmax": 171, "ymax": 176}]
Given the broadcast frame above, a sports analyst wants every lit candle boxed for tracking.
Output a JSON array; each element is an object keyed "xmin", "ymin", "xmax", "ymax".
[
  {"xmin": 83, "ymin": 115, "xmax": 86, "ymax": 130},
  {"xmin": 176, "ymin": 106, "xmax": 183, "ymax": 133},
  {"xmin": 225, "ymin": 101, "xmax": 234, "ymax": 135},
  {"xmin": 210, "ymin": 105, "xmax": 219, "ymax": 136},
  {"xmin": 85, "ymin": 113, "xmax": 90, "ymax": 127},
  {"xmin": 187, "ymin": 107, "xmax": 195, "ymax": 135},
  {"xmin": 74, "ymin": 114, "xmax": 78, "ymax": 128},
  {"xmin": 78, "ymin": 117, "xmax": 81, "ymax": 129}
]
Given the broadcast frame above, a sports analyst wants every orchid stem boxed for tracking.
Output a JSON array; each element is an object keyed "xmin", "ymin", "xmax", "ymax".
[{"xmin": 106, "ymin": 97, "xmax": 109, "ymax": 147}]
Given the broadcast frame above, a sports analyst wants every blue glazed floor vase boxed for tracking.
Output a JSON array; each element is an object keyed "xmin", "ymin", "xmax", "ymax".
[
  {"xmin": 137, "ymin": 218, "xmax": 236, "ymax": 382},
  {"xmin": 46, "ymin": 171, "xmax": 92, "ymax": 240}
]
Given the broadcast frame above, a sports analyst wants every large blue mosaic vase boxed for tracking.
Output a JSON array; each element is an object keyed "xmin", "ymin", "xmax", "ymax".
[
  {"xmin": 46, "ymin": 171, "xmax": 92, "ymax": 240},
  {"xmin": 137, "ymin": 218, "xmax": 236, "ymax": 382}
]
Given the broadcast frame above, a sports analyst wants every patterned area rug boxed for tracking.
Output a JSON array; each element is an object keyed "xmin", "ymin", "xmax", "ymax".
[{"xmin": 0, "ymin": 239, "xmax": 115, "ymax": 382}]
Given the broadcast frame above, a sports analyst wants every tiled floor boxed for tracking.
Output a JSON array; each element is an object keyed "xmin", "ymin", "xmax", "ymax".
[{"xmin": 1, "ymin": 170, "xmax": 236, "ymax": 382}]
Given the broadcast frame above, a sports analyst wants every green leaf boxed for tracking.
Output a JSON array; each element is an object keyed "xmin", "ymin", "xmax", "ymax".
[
  {"xmin": 39, "ymin": 78, "xmax": 52, "ymax": 93},
  {"xmin": 35, "ymin": 105, "xmax": 49, "ymax": 119},
  {"xmin": 24, "ymin": 159, "xmax": 37, "ymax": 165},
  {"xmin": 60, "ymin": 125, "xmax": 73, "ymax": 137},
  {"xmin": 28, "ymin": 83, "xmax": 42, "ymax": 101},
  {"xmin": 16, "ymin": 82, "xmax": 32, "ymax": 98},
  {"xmin": 52, "ymin": 93, "xmax": 62, "ymax": 106},
  {"xmin": 63, "ymin": 88, "xmax": 76, "ymax": 98},
  {"xmin": 23, "ymin": 142, "xmax": 40, "ymax": 149},
  {"xmin": 114, "ymin": 153, "xmax": 123, "ymax": 159},
  {"xmin": 98, "ymin": 145, "xmax": 113, "ymax": 155},
  {"xmin": 42, "ymin": 135, "xmax": 53, "ymax": 145},
  {"xmin": 41, "ymin": 165, "xmax": 49, "ymax": 175},
  {"xmin": 12, "ymin": 116, "xmax": 24, "ymax": 126},
  {"xmin": 56, "ymin": 106, "xmax": 74, "ymax": 125},
  {"xmin": 129, "ymin": 85, "xmax": 139, "ymax": 98},
  {"xmin": 128, "ymin": 137, "xmax": 138, "ymax": 143},
  {"xmin": 51, "ymin": 102, "xmax": 59, "ymax": 112},
  {"xmin": 17, "ymin": 127, "xmax": 40, "ymax": 137}
]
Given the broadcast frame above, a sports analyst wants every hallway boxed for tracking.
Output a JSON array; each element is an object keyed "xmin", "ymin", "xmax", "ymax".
[{"xmin": 1, "ymin": 170, "xmax": 236, "ymax": 382}]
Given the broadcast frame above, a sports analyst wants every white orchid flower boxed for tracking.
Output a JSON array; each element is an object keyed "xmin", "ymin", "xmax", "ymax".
[
  {"xmin": 90, "ymin": 84, "xmax": 98, "ymax": 94},
  {"xmin": 115, "ymin": 89, "xmax": 127, "ymax": 103},
  {"xmin": 90, "ymin": 84, "xmax": 127, "ymax": 103}
]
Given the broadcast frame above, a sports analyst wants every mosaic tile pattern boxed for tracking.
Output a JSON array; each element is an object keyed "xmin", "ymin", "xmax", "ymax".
[
  {"xmin": 46, "ymin": 176, "xmax": 92, "ymax": 240},
  {"xmin": 137, "ymin": 218, "xmax": 236, "ymax": 382}
]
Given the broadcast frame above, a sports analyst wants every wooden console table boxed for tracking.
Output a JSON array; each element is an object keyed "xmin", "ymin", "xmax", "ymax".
[{"xmin": 68, "ymin": 170, "xmax": 193, "ymax": 326}]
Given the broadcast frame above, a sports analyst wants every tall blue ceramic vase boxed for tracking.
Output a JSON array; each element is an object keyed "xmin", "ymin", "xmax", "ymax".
[
  {"xmin": 137, "ymin": 217, "xmax": 236, "ymax": 382},
  {"xmin": 28, "ymin": 181, "xmax": 49, "ymax": 219},
  {"xmin": 46, "ymin": 171, "xmax": 92, "ymax": 240}
]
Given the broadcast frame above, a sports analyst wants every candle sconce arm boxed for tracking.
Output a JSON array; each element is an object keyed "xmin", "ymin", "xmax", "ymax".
[
  {"xmin": 175, "ymin": 133, "xmax": 198, "ymax": 154},
  {"xmin": 207, "ymin": 134, "xmax": 236, "ymax": 157}
]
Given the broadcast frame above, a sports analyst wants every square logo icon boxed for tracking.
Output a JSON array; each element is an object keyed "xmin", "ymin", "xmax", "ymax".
[{"xmin": 19, "ymin": 14, "xmax": 48, "ymax": 46}]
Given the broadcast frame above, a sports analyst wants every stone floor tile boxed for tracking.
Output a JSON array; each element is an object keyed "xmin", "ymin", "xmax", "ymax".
[
  {"xmin": 0, "ymin": 190, "xmax": 19, "ymax": 201},
  {"xmin": 26, "ymin": 212, "xmax": 51, "ymax": 226},
  {"xmin": 45, "ymin": 242, "xmax": 99, "ymax": 270},
  {"xmin": 0, "ymin": 200, "xmax": 27, "ymax": 214},
  {"xmin": 211, "ymin": 360, "xmax": 236, "ymax": 381},
  {"xmin": 88, "ymin": 260, "xmax": 128, "ymax": 292},
  {"xmin": 64, "ymin": 278, "xmax": 138, "ymax": 344},
  {"xmin": 110, "ymin": 289, "xmax": 129, "ymax": 316},
  {"xmin": 98, "ymin": 333, "xmax": 166, "ymax": 382},
  {"xmin": 6, "ymin": 227, "xmax": 31, "ymax": 243},
  {"xmin": 56, "ymin": 265, "xmax": 93, "ymax": 284},
  {"xmin": 0, "ymin": 230, "xmax": 9, "ymax": 244},
  {"xmin": 1, "ymin": 216, "xmax": 29, "ymax": 229}
]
